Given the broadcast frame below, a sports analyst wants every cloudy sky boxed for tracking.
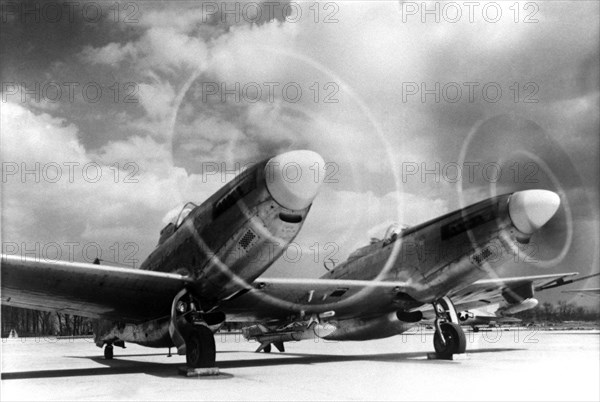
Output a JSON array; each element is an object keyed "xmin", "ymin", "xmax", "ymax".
[{"xmin": 1, "ymin": 1, "xmax": 598, "ymax": 306}]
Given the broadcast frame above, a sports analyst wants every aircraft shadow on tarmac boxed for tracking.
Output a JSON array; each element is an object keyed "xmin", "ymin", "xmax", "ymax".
[{"xmin": 1, "ymin": 348, "xmax": 523, "ymax": 380}]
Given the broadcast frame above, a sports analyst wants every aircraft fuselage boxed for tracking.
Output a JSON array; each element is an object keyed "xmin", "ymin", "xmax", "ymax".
[{"xmin": 321, "ymin": 194, "xmax": 534, "ymax": 341}]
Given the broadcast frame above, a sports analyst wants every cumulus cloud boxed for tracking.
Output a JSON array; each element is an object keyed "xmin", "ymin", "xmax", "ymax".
[
  {"xmin": 2, "ymin": 1, "xmax": 598, "ymax": 285},
  {"xmin": 136, "ymin": 81, "xmax": 177, "ymax": 122},
  {"xmin": 79, "ymin": 42, "xmax": 139, "ymax": 66},
  {"xmin": 0, "ymin": 102, "xmax": 220, "ymax": 263},
  {"xmin": 1, "ymin": 102, "xmax": 86, "ymax": 164}
]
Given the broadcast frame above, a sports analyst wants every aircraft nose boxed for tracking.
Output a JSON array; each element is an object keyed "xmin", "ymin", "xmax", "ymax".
[
  {"xmin": 265, "ymin": 150, "xmax": 325, "ymax": 210},
  {"xmin": 508, "ymin": 190, "xmax": 561, "ymax": 234}
]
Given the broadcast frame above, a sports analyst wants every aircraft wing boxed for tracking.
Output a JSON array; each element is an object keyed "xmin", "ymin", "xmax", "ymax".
[
  {"xmin": 1, "ymin": 254, "xmax": 193, "ymax": 322},
  {"xmin": 2, "ymin": 251, "xmax": 583, "ymax": 325},
  {"xmin": 222, "ymin": 273, "xmax": 580, "ymax": 322},
  {"xmin": 439, "ymin": 272, "xmax": 580, "ymax": 313},
  {"xmin": 558, "ymin": 273, "xmax": 600, "ymax": 296},
  {"xmin": 221, "ymin": 277, "xmax": 411, "ymax": 321}
]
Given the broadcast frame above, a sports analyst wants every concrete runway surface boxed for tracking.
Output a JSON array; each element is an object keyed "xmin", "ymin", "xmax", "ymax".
[{"xmin": 2, "ymin": 329, "xmax": 599, "ymax": 401}]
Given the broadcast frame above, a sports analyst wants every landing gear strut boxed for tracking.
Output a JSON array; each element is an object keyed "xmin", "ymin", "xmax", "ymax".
[
  {"xmin": 256, "ymin": 341, "xmax": 285, "ymax": 353},
  {"xmin": 431, "ymin": 296, "xmax": 466, "ymax": 358},
  {"xmin": 104, "ymin": 344, "xmax": 114, "ymax": 360},
  {"xmin": 169, "ymin": 288, "xmax": 218, "ymax": 371}
]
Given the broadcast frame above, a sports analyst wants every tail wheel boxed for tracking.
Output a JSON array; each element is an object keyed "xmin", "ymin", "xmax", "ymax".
[
  {"xmin": 185, "ymin": 326, "xmax": 216, "ymax": 368},
  {"xmin": 104, "ymin": 344, "xmax": 114, "ymax": 360},
  {"xmin": 433, "ymin": 322, "xmax": 466, "ymax": 357}
]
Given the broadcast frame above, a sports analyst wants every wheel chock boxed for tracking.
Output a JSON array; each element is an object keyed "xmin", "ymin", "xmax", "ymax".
[
  {"xmin": 427, "ymin": 352, "xmax": 468, "ymax": 360},
  {"xmin": 178, "ymin": 366, "xmax": 220, "ymax": 377}
]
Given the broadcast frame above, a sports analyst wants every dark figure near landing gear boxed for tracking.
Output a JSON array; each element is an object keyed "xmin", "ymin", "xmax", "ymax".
[{"xmin": 433, "ymin": 322, "xmax": 466, "ymax": 358}]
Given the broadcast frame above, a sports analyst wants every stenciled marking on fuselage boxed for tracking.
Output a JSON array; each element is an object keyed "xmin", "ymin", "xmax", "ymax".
[
  {"xmin": 212, "ymin": 168, "xmax": 259, "ymax": 219},
  {"xmin": 440, "ymin": 206, "xmax": 497, "ymax": 240}
]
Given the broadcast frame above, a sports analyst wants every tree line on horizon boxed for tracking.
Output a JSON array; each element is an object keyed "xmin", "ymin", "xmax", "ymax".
[
  {"xmin": 1, "ymin": 300, "xmax": 599, "ymax": 337},
  {"xmin": 1, "ymin": 306, "xmax": 93, "ymax": 337},
  {"xmin": 513, "ymin": 300, "xmax": 600, "ymax": 322}
]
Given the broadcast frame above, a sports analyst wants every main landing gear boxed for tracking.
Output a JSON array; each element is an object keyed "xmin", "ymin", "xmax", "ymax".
[
  {"xmin": 431, "ymin": 296, "xmax": 466, "ymax": 359},
  {"xmin": 184, "ymin": 325, "xmax": 216, "ymax": 368},
  {"xmin": 170, "ymin": 288, "xmax": 218, "ymax": 373}
]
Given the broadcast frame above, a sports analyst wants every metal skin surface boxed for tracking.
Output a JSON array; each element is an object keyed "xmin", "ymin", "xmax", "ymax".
[
  {"xmin": 94, "ymin": 152, "xmax": 325, "ymax": 346},
  {"xmin": 139, "ymin": 159, "xmax": 312, "ymax": 303},
  {"xmin": 321, "ymin": 191, "xmax": 562, "ymax": 341},
  {"xmin": 227, "ymin": 191, "xmax": 562, "ymax": 342},
  {"xmin": 321, "ymin": 195, "xmax": 515, "ymax": 341},
  {"xmin": 1, "ymin": 152, "xmax": 565, "ymax": 359},
  {"xmin": 2, "ymin": 151, "xmax": 325, "ymax": 349}
]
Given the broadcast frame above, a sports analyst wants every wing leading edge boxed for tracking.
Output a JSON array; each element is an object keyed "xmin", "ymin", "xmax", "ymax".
[
  {"xmin": 438, "ymin": 272, "xmax": 580, "ymax": 314},
  {"xmin": 221, "ymin": 273, "xmax": 580, "ymax": 322},
  {"xmin": 1, "ymin": 254, "xmax": 193, "ymax": 322},
  {"xmin": 221, "ymin": 277, "xmax": 412, "ymax": 321},
  {"xmin": 1, "ymin": 253, "xmax": 583, "ymax": 324}
]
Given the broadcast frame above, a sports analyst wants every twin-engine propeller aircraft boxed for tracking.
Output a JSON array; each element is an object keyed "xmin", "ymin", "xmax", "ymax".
[{"xmin": 1, "ymin": 150, "xmax": 576, "ymax": 370}]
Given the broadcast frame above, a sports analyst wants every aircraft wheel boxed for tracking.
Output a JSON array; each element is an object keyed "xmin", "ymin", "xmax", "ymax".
[
  {"xmin": 104, "ymin": 344, "xmax": 114, "ymax": 360},
  {"xmin": 185, "ymin": 326, "xmax": 216, "ymax": 368},
  {"xmin": 433, "ymin": 322, "xmax": 466, "ymax": 357},
  {"xmin": 263, "ymin": 344, "xmax": 272, "ymax": 353}
]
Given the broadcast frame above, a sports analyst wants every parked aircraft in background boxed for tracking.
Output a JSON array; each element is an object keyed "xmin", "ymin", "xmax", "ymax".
[
  {"xmin": 458, "ymin": 305, "xmax": 525, "ymax": 330},
  {"xmin": 455, "ymin": 272, "xmax": 600, "ymax": 330},
  {"xmin": 1, "ymin": 150, "xmax": 578, "ymax": 370}
]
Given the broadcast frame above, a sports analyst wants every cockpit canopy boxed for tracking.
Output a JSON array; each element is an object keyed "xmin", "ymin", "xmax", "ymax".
[
  {"xmin": 383, "ymin": 223, "xmax": 410, "ymax": 244},
  {"xmin": 349, "ymin": 222, "xmax": 411, "ymax": 262},
  {"xmin": 172, "ymin": 202, "xmax": 197, "ymax": 228},
  {"xmin": 158, "ymin": 202, "xmax": 198, "ymax": 245}
]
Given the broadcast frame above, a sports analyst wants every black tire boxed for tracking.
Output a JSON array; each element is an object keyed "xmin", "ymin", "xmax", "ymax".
[
  {"xmin": 185, "ymin": 326, "xmax": 216, "ymax": 368},
  {"xmin": 104, "ymin": 345, "xmax": 114, "ymax": 360},
  {"xmin": 433, "ymin": 322, "xmax": 467, "ymax": 357}
]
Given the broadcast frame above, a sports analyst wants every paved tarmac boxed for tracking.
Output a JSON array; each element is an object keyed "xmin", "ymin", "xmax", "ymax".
[{"xmin": 2, "ymin": 329, "xmax": 599, "ymax": 401}]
